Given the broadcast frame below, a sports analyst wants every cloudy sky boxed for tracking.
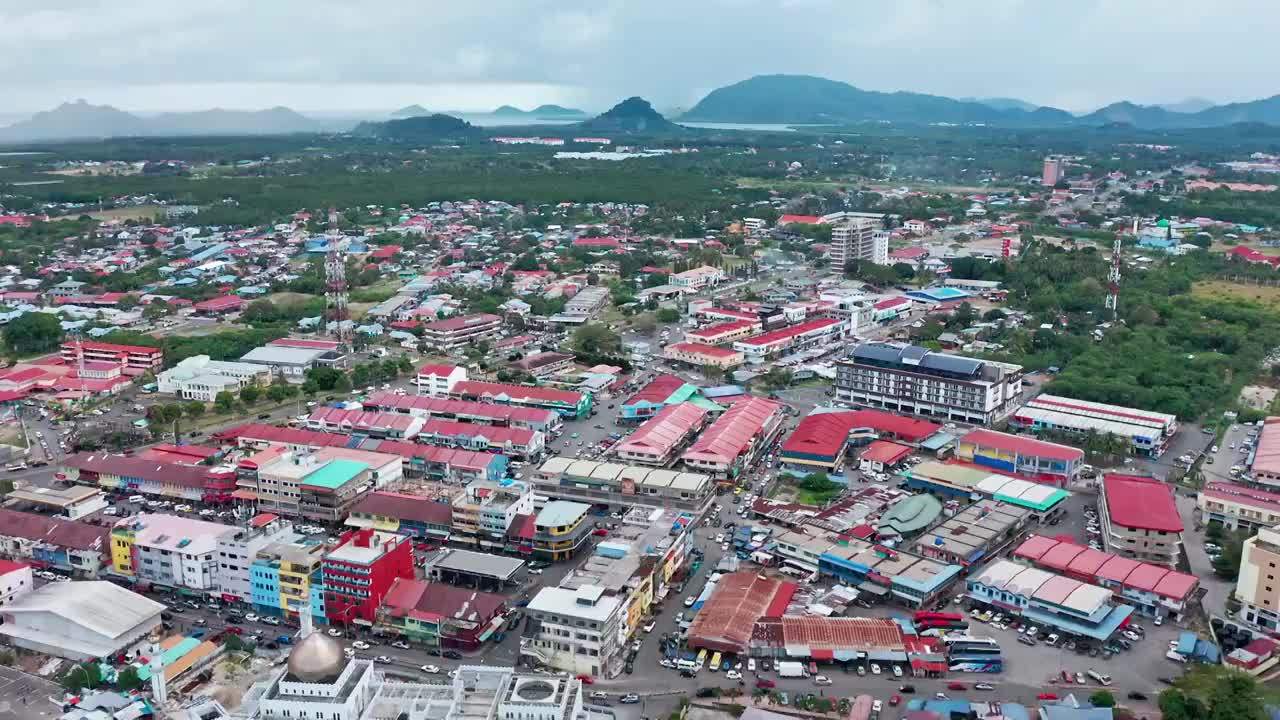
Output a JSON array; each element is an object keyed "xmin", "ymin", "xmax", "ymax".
[{"xmin": 1, "ymin": 0, "xmax": 1275, "ymax": 114}]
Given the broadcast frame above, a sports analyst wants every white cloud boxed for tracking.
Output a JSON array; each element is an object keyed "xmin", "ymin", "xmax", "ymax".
[{"xmin": 0, "ymin": 0, "xmax": 1275, "ymax": 113}]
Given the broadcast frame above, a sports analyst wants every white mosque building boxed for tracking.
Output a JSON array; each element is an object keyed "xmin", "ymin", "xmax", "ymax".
[{"xmin": 211, "ymin": 608, "xmax": 596, "ymax": 720}]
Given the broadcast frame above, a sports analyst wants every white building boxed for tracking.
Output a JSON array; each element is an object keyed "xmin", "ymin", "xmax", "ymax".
[
  {"xmin": 0, "ymin": 581, "xmax": 163, "ymax": 661},
  {"xmin": 233, "ymin": 629, "xmax": 593, "ymax": 720},
  {"xmin": 115, "ymin": 513, "xmax": 238, "ymax": 594},
  {"xmin": 522, "ymin": 585, "xmax": 625, "ymax": 677},
  {"xmin": 836, "ymin": 341, "xmax": 1024, "ymax": 425},
  {"xmin": 416, "ymin": 364, "xmax": 468, "ymax": 397},
  {"xmin": 213, "ymin": 515, "xmax": 299, "ymax": 604},
  {"xmin": 671, "ymin": 266, "xmax": 725, "ymax": 291},
  {"xmin": 829, "ymin": 217, "xmax": 889, "ymax": 268},
  {"xmin": 157, "ymin": 355, "xmax": 272, "ymax": 401},
  {"xmin": 0, "ymin": 560, "xmax": 32, "ymax": 606}
]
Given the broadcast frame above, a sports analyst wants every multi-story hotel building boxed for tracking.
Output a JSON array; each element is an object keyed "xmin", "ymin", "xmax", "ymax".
[{"xmin": 835, "ymin": 342, "xmax": 1024, "ymax": 425}]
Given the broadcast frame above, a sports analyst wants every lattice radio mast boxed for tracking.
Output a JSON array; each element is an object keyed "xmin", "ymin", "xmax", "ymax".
[
  {"xmin": 326, "ymin": 243, "xmax": 349, "ymax": 343},
  {"xmin": 1105, "ymin": 219, "xmax": 1132, "ymax": 313}
]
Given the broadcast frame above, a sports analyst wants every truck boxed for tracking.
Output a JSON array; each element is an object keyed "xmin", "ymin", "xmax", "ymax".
[{"xmin": 778, "ymin": 661, "xmax": 808, "ymax": 678}]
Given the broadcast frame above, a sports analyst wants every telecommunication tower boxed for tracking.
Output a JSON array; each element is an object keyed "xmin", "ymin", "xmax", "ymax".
[
  {"xmin": 1105, "ymin": 219, "xmax": 1133, "ymax": 313},
  {"xmin": 325, "ymin": 244, "xmax": 349, "ymax": 343}
]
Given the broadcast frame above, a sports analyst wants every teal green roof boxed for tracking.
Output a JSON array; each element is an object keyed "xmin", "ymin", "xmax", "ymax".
[
  {"xmin": 993, "ymin": 488, "xmax": 1068, "ymax": 512},
  {"xmin": 666, "ymin": 384, "xmax": 724, "ymax": 412},
  {"xmin": 302, "ymin": 459, "xmax": 368, "ymax": 489},
  {"xmin": 878, "ymin": 494, "xmax": 944, "ymax": 536}
]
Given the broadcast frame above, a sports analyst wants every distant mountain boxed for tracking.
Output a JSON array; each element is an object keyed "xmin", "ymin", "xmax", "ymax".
[
  {"xmin": 1078, "ymin": 96, "xmax": 1280, "ymax": 128},
  {"xmin": 492, "ymin": 104, "xmax": 586, "ymax": 117},
  {"xmin": 963, "ymin": 97, "xmax": 1040, "ymax": 112},
  {"xmin": 391, "ymin": 104, "xmax": 431, "ymax": 118},
  {"xmin": 149, "ymin": 107, "xmax": 318, "ymax": 135},
  {"xmin": 682, "ymin": 74, "xmax": 1280, "ymax": 129},
  {"xmin": 0, "ymin": 99, "xmax": 320, "ymax": 142},
  {"xmin": 576, "ymin": 97, "xmax": 679, "ymax": 134},
  {"xmin": 681, "ymin": 75, "xmax": 1073, "ymax": 126},
  {"xmin": 351, "ymin": 113, "xmax": 482, "ymax": 141},
  {"xmin": 1160, "ymin": 97, "xmax": 1215, "ymax": 114},
  {"xmin": 0, "ymin": 100, "xmax": 148, "ymax": 141}
]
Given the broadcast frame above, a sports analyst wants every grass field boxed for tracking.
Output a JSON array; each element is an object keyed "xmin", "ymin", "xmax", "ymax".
[
  {"xmin": 60, "ymin": 205, "xmax": 165, "ymax": 222},
  {"xmin": 1192, "ymin": 280, "xmax": 1280, "ymax": 310}
]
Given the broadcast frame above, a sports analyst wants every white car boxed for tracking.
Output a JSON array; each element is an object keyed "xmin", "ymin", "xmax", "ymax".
[
  {"xmin": 1024, "ymin": 626, "xmax": 1039, "ymax": 636},
  {"xmin": 684, "ymin": 596, "xmax": 696, "ymax": 607},
  {"xmin": 726, "ymin": 670, "xmax": 742, "ymax": 680},
  {"xmin": 872, "ymin": 700, "xmax": 883, "ymax": 713},
  {"xmin": 813, "ymin": 675, "xmax": 831, "ymax": 685},
  {"xmin": 892, "ymin": 664, "xmax": 903, "ymax": 678},
  {"xmin": 263, "ymin": 617, "xmax": 281, "ymax": 626},
  {"xmin": 715, "ymin": 534, "xmax": 725, "ymax": 543},
  {"xmin": 643, "ymin": 622, "xmax": 656, "ymax": 633},
  {"xmin": 748, "ymin": 658, "xmax": 756, "ymax": 672},
  {"xmin": 327, "ymin": 628, "xmax": 343, "ymax": 637},
  {"xmin": 245, "ymin": 613, "xmax": 259, "ymax": 622},
  {"xmin": 421, "ymin": 664, "xmax": 441, "ymax": 674},
  {"xmin": 590, "ymin": 692, "xmax": 609, "ymax": 701},
  {"xmin": 352, "ymin": 640, "xmax": 371, "ymax": 650},
  {"xmin": 870, "ymin": 663, "xmax": 881, "ymax": 675}
]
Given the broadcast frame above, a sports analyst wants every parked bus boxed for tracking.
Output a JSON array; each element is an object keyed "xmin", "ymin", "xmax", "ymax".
[
  {"xmin": 948, "ymin": 655, "xmax": 1004, "ymax": 673},
  {"xmin": 916, "ymin": 618, "xmax": 970, "ymax": 632},
  {"xmin": 943, "ymin": 637, "xmax": 1002, "ymax": 656},
  {"xmin": 914, "ymin": 611, "xmax": 966, "ymax": 625},
  {"xmin": 1087, "ymin": 670, "xmax": 1112, "ymax": 686},
  {"xmin": 695, "ymin": 649, "xmax": 707, "ymax": 671},
  {"xmin": 677, "ymin": 653, "xmax": 698, "ymax": 672},
  {"xmin": 709, "ymin": 651, "xmax": 723, "ymax": 672}
]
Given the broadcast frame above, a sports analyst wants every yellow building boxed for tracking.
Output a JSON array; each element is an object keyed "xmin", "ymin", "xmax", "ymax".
[
  {"xmin": 110, "ymin": 525, "xmax": 137, "ymax": 575},
  {"xmin": 533, "ymin": 501, "xmax": 592, "ymax": 562}
]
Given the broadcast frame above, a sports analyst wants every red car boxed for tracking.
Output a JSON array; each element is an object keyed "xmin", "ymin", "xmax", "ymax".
[
  {"xmin": 756, "ymin": 680, "xmax": 776, "ymax": 689},
  {"xmin": 889, "ymin": 696, "xmax": 902, "ymax": 707},
  {"xmin": 1038, "ymin": 693, "xmax": 1059, "ymax": 701},
  {"xmin": 225, "ymin": 627, "xmax": 243, "ymax": 635},
  {"xmin": 1060, "ymin": 670, "xmax": 1072, "ymax": 683},
  {"xmin": 576, "ymin": 674, "xmax": 594, "ymax": 684},
  {"xmin": 947, "ymin": 682, "xmax": 967, "ymax": 690},
  {"xmin": 593, "ymin": 528, "xmax": 609, "ymax": 537}
]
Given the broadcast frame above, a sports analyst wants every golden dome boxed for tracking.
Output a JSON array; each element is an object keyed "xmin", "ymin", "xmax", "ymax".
[{"xmin": 286, "ymin": 632, "xmax": 346, "ymax": 683}]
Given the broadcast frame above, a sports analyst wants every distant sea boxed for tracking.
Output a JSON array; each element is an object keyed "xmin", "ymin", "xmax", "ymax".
[{"xmin": 678, "ymin": 121, "xmax": 807, "ymax": 132}]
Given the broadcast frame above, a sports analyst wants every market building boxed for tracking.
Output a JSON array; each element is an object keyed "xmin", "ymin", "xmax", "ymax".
[
  {"xmin": 612, "ymin": 402, "xmax": 710, "ymax": 466},
  {"xmin": 1012, "ymin": 535, "xmax": 1199, "ymax": 620},
  {"xmin": 1010, "ymin": 394, "xmax": 1178, "ymax": 457},
  {"xmin": 0, "ymin": 581, "xmax": 164, "ymax": 661},
  {"xmin": 966, "ymin": 559, "xmax": 1134, "ymax": 642},
  {"xmin": 680, "ymin": 396, "xmax": 785, "ymax": 480},
  {"xmin": 531, "ymin": 457, "xmax": 715, "ymax": 513},
  {"xmin": 955, "ymin": 429, "xmax": 1084, "ymax": 487}
]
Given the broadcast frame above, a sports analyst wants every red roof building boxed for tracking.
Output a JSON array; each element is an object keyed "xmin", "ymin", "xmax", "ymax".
[
  {"xmin": 684, "ymin": 319, "xmax": 761, "ymax": 346},
  {"xmin": 613, "ymin": 402, "xmax": 709, "ymax": 466},
  {"xmin": 1102, "ymin": 473, "xmax": 1183, "ymax": 532},
  {"xmin": 193, "ymin": 295, "xmax": 244, "ymax": 314},
  {"xmin": 681, "ymin": 397, "xmax": 784, "ymax": 478},
  {"xmin": 1012, "ymin": 534, "xmax": 1198, "ymax": 614},
  {"xmin": 777, "ymin": 214, "xmax": 823, "ymax": 226},
  {"xmin": 688, "ymin": 571, "xmax": 797, "ymax": 653},
  {"xmin": 956, "ymin": 429, "xmax": 1084, "ymax": 487},
  {"xmin": 379, "ymin": 578, "xmax": 507, "ymax": 651},
  {"xmin": 780, "ymin": 410, "xmax": 941, "ymax": 473},
  {"xmin": 572, "ymin": 236, "xmax": 621, "ymax": 248},
  {"xmin": 451, "ymin": 380, "xmax": 590, "ymax": 419}
]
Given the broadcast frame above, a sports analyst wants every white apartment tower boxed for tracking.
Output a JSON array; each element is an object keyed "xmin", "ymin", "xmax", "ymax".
[{"xmin": 829, "ymin": 218, "xmax": 888, "ymax": 268}]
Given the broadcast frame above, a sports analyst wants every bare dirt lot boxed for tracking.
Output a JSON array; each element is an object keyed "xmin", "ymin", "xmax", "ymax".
[{"xmin": 1192, "ymin": 280, "xmax": 1280, "ymax": 310}]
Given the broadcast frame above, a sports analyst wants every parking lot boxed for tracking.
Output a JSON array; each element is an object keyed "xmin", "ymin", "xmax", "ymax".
[{"xmin": 0, "ymin": 665, "xmax": 62, "ymax": 720}]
